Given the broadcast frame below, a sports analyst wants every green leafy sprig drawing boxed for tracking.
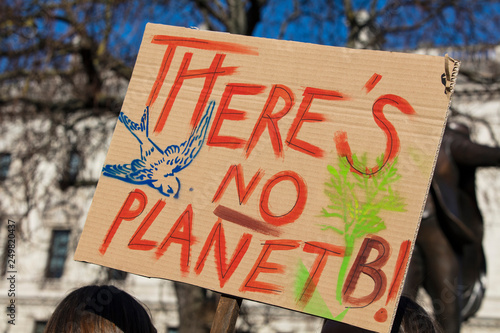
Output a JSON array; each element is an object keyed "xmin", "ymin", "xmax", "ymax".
[{"xmin": 320, "ymin": 154, "xmax": 406, "ymax": 304}]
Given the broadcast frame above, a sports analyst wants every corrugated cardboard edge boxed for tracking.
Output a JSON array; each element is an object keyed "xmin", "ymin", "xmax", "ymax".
[
  {"xmin": 445, "ymin": 54, "xmax": 460, "ymax": 96},
  {"xmin": 387, "ymin": 54, "xmax": 460, "ymax": 333}
]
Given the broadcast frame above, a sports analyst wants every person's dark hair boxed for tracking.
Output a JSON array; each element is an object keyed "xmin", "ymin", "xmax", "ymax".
[
  {"xmin": 391, "ymin": 296, "xmax": 442, "ymax": 333},
  {"xmin": 43, "ymin": 285, "xmax": 157, "ymax": 333}
]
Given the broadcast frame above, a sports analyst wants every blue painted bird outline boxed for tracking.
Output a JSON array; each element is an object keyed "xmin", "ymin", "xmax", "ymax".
[{"xmin": 102, "ymin": 101, "xmax": 216, "ymax": 197}]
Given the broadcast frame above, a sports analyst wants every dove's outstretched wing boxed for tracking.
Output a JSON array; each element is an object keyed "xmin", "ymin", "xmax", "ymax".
[
  {"xmin": 119, "ymin": 107, "xmax": 149, "ymax": 145},
  {"xmin": 102, "ymin": 159, "xmax": 153, "ymax": 184},
  {"xmin": 162, "ymin": 101, "xmax": 216, "ymax": 174},
  {"xmin": 102, "ymin": 160, "xmax": 178, "ymax": 197}
]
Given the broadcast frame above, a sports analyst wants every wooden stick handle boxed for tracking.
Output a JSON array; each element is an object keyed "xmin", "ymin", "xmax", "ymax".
[{"xmin": 210, "ymin": 294, "xmax": 243, "ymax": 333}]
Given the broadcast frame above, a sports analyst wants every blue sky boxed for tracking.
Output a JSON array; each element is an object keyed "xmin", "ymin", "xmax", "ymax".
[{"xmin": 2, "ymin": 0, "xmax": 500, "ymax": 72}]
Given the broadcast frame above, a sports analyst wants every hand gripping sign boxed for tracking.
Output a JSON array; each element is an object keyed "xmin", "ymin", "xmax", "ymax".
[{"xmin": 75, "ymin": 24, "xmax": 459, "ymax": 332}]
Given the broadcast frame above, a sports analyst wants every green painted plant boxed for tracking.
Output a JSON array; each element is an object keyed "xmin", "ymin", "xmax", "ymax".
[{"xmin": 320, "ymin": 154, "xmax": 405, "ymax": 304}]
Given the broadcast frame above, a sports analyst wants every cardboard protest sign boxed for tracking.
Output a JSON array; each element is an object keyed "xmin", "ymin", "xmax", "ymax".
[{"xmin": 75, "ymin": 23, "xmax": 459, "ymax": 332}]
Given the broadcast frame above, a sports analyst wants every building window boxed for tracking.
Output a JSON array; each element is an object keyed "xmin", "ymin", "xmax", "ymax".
[
  {"xmin": 33, "ymin": 321, "xmax": 47, "ymax": 333},
  {"xmin": 107, "ymin": 268, "xmax": 128, "ymax": 281},
  {"xmin": 68, "ymin": 151, "xmax": 81, "ymax": 180},
  {"xmin": 45, "ymin": 230, "xmax": 70, "ymax": 278},
  {"xmin": 0, "ymin": 153, "xmax": 11, "ymax": 180},
  {"xmin": 0, "ymin": 240, "xmax": 8, "ymax": 276},
  {"xmin": 60, "ymin": 149, "xmax": 81, "ymax": 189}
]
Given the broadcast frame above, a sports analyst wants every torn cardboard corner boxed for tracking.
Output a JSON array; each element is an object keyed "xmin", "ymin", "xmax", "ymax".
[
  {"xmin": 444, "ymin": 54, "xmax": 460, "ymax": 95},
  {"xmin": 74, "ymin": 23, "xmax": 458, "ymax": 333}
]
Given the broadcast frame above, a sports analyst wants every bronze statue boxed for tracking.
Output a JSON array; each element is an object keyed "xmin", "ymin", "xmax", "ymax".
[{"xmin": 404, "ymin": 121, "xmax": 500, "ymax": 333}]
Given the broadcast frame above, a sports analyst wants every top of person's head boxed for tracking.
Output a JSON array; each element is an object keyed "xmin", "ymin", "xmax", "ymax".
[
  {"xmin": 392, "ymin": 296, "xmax": 442, "ymax": 333},
  {"xmin": 43, "ymin": 285, "xmax": 157, "ymax": 333}
]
